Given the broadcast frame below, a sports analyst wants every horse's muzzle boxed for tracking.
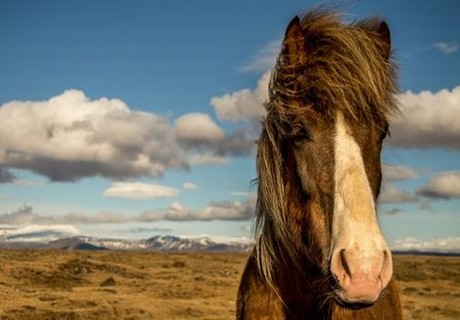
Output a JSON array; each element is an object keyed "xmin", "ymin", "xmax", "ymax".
[{"xmin": 330, "ymin": 246, "xmax": 393, "ymax": 305}]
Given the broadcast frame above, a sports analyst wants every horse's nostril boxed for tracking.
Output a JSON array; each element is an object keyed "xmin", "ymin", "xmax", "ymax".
[{"xmin": 339, "ymin": 249, "xmax": 351, "ymax": 279}]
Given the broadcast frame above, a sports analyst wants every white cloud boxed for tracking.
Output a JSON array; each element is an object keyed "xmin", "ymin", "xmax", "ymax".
[
  {"xmin": 174, "ymin": 112, "xmax": 225, "ymax": 146},
  {"xmin": 161, "ymin": 196, "xmax": 256, "ymax": 221},
  {"xmin": 0, "ymin": 204, "xmax": 40, "ymax": 225},
  {"xmin": 183, "ymin": 182, "xmax": 198, "ymax": 190},
  {"xmin": 417, "ymin": 172, "xmax": 460, "ymax": 199},
  {"xmin": 0, "ymin": 90, "xmax": 257, "ymax": 181},
  {"xmin": 161, "ymin": 202, "xmax": 191, "ymax": 220},
  {"xmin": 139, "ymin": 197, "xmax": 255, "ymax": 222},
  {"xmin": 432, "ymin": 42, "xmax": 458, "ymax": 54},
  {"xmin": 137, "ymin": 209, "xmax": 162, "ymax": 222},
  {"xmin": 210, "ymin": 71, "xmax": 270, "ymax": 122},
  {"xmin": 0, "ymin": 90, "xmax": 188, "ymax": 181},
  {"xmin": 238, "ymin": 39, "xmax": 280, "ymax": 73},
  {"xmin": 391, "ymin": 237, "xmax": 460, "ymax": 253},
  {"xmin": 198, "ymin": 201, "xmax": 252, "ymax": 220},
  {"xmin": 103, "ymin": 182, "xmax": 179, "ymax": 200},
  {"xmin": 390, "ymin": 87, "xmax": 460, "ymax": 150}
]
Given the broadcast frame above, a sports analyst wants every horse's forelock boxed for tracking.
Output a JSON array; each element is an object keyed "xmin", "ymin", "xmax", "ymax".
[{"xmin": 270, "ymin": 10, "xmax": 398, "ymax": 122}]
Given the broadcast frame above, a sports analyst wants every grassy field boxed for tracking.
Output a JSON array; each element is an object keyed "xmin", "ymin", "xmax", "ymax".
[{"xmin": 0, "ymin": 250, "xmax": 458, "ymax": 319}]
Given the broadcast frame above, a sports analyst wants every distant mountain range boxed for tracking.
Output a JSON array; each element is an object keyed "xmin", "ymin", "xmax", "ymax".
[
  {"xmin": 91, "ymin": 235, "xmax": 253, "ymax": 252},
  {"xmin": 0, "ymin": 235, "xmax": 254, "ymax": 253}
]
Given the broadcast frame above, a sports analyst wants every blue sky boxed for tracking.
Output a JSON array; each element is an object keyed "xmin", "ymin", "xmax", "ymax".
[{"xmin": 0, "ymin": 0, "xmax": 459, "ymax": 248}]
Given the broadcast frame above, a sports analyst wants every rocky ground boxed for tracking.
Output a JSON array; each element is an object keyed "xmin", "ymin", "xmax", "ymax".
[{"xmin": 0, "ymin": 250, "xmax": 458, "ymax": 319}]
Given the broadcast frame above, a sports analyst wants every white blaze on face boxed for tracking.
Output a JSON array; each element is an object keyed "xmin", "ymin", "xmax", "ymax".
[
  {"xmin": 330, "ymin": 112, "xmax": 392, "ymax": 304},
  {"xmin": 332, "ymin": 112, "xmax": 385, "ymax": 253}
]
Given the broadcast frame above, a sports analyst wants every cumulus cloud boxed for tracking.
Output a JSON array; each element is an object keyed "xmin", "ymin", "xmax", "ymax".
[
  {"xmin": 210, "ymin": 71, "xmax": 270, "ymax": 122},
  {"xmin": 0, "ymin": 204, "xmax": 45, "ymax": 224},
  {"xmin": 215, "ymin": 128, "xmax": 257, "ymax": 156},
  {"xmin": 164, "ymin": 197, "xmax": 255, "ymax": 221},
  {"xmin": 140, "ymin": 195, "xmax": 256, "ymax": 222},
  {"xmin": 432, "ymin": 42, "xmax": 458, "ymax": 54},
  {"xmin": 174, "ymin": 112, "xmax": 225, "ymax": 146},
  {"xmin": 390, "ymin": 87, "xmax": 460, "ymax": 150},
  {"xmin": 417, "ymin": 172, "xmax": 460, "ymax": 199},
  {"xmin": 0, "ymin": 90, "xmax": 257, "ymax": 182},
  {"xmin": 103, "ymin": 182, "xmax": 179, "ymax": 200},
  {"xmin": 198, "ymin": 198, "xmax": 255, "ymax": 220},
  {"xmin": 173, "ymin": 112, "xmax": 257, "ymax": 157},
  {"xmin": 137, "ymin": 209, "xmax": 162, "ymax": 222},
  {"xmin": 0, "ymin": 90, "xmax": 189, "ymax": 181}
]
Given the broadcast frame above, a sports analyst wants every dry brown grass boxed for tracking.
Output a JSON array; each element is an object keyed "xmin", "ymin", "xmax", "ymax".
[
  {"xmin": 393, "ymin": 254, "xmax": 460, "ymax": 320},
  {"xmin": 0, "ymin": 250, "xmax": 458, "ymax": 319}
]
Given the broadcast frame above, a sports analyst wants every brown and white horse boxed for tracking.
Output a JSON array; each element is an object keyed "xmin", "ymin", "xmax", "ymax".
[{"xmin": 237, "ymin": 10, "xmax": 402, "ymax": 319}]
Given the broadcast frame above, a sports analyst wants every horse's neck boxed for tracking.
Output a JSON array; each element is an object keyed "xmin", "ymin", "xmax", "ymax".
[{"xmin": 275, "ymin": 262, "xmax": 327, "ymax": 317}]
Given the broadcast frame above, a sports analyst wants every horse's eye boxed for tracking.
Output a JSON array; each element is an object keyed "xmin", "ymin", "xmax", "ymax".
[
  {"xmin": 297, "ymin": 130, "xmax": 311, "ymax": 141},
  {"xmin": 380, "ymin": 124, "xmax": 390, "ymax": 142},
  {"xmin": 290, "ymin": 127, "xmax": 311, "ymax": 142}
]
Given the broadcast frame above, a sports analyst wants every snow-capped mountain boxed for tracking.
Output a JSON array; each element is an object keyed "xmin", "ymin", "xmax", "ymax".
[
  {"xmin": 143, "ymin": 235, "xmax": 252, "ymax": 252},
  {"xmin": 391, "ymin": 237, "xmax": 460, "ymax": 255},
  {"xmin": 0, "ymin": 225, "xmax": 253, "ymax": 252},
  {"xmin": 89, "ymin": 235, "xmax": 252, "ymax": 252}
]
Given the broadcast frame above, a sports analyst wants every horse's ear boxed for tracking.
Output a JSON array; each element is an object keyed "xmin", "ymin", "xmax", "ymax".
[
  {"xmin": 282, "ymin": 16, "xmax": 306, "ymax": 65},
  {"xmin": 375, "ymin": 21, "xmax": 391, "ymax": 60}
]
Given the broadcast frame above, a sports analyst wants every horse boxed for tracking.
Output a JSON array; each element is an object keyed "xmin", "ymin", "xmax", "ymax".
[{"xmin": 237, "ymin": 10, "xmax": 402, "ymax": 320}]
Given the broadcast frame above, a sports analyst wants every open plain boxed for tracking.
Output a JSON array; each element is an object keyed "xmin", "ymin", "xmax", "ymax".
[{"xmin": 0, "ymin": 250, "xmax": 458, "ymax": 319}]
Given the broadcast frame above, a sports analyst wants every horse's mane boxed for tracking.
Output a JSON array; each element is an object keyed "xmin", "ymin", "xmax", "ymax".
[{"xmin": 254, "ymin": 9, "xmax": 399, "ymax": 286}]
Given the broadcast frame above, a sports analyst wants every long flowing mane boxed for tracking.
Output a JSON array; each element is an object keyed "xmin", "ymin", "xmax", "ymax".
[{"xmin": 254, "ymin": 10, "xmax": 399, "ymax": 287}]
